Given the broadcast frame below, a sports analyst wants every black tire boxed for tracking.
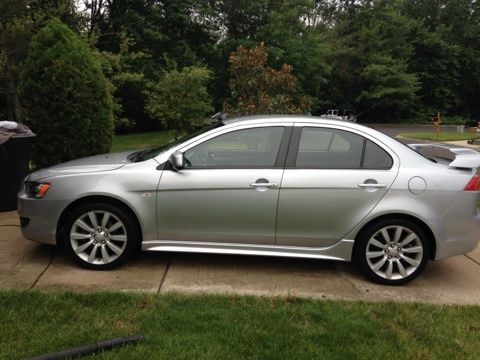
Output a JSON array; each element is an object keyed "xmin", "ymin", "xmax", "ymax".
[
  {"xmin": 62, "ymin": 202, "xmax": 139, "ymax": 270},
  {"xmin": 354, "ymin": 218, "xmax": 430, "ymax": 285}
]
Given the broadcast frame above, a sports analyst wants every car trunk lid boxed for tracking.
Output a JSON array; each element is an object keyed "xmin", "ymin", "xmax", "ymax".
[{"xmin": 408, "ymin": 144, "xmax": 480, "ymax": 169}]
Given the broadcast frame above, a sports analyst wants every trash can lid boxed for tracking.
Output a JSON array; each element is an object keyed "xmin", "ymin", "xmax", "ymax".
[
  {"xmin": 0, "ymin": 122, "xmax": 35, "ymax": 145},
  {"xmin": 11, "ymin": 132, "xmax": 36, "ymax": 138}
]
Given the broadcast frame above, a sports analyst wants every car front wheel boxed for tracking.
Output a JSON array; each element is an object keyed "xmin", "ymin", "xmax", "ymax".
[
  {"xmin": 63, "ymin": 202, "xmax": 139, "ymax": 270},
  {"xmin": 355, "ymin": 219, "xmax": 430, "ymax": 285}
]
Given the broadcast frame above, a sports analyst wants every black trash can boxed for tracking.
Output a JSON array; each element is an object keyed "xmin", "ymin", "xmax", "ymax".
[{"xmin": 0, "ymin": 131, "xmax": 36, "ymax": 211}]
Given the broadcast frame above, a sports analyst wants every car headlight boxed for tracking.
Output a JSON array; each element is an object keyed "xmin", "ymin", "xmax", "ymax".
[{"xmin": 25, "ymin": 182, "xmax": 51, "ymax": 198}]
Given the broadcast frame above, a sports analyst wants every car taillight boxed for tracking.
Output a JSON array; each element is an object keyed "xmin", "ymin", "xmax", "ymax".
[{"xmin": 464, "ymin": 174, "xmax": 480, "ymax": 191}]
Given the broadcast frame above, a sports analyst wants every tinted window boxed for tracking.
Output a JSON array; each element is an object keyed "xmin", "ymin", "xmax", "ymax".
[
  {"xmin": 296, "ymin": 128, "xmax": 364, "ymax": 168},
  {"xmin": 184, "ymin": 127, "xmax": 284, "ymax": 168},
  {"xmin": 363, "ymin": 140, "xmax": 393, "ymax": 169},
  {"xmin": 295, "ymin": 127, "xmax": 393, "ymax": 170}
]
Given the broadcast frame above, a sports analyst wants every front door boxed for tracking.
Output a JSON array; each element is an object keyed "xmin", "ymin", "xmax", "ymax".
[{"xmin": 157, "ymin": 124, "xmax": 291, "ymax": 245}]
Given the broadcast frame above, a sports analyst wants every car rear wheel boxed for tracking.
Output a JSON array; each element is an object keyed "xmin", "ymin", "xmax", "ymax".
[
  {"xmin": 355, "ymin": 219, "xmax": 430, "ymax": 285},
  {"xmin": 63, "ymin": 202, "xmax": 139, "ymax": 270}
]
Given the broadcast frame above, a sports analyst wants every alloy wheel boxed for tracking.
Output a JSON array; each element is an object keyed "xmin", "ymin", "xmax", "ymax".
[
  {"xmin": 365, "ymin": 225, "xmax": 424, "ymax": 281},
  {"xmin": 70, "ymin": 210, "xmax": 128, "ymax": 265}
]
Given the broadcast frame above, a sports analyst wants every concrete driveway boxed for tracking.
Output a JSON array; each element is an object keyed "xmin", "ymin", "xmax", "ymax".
[{"xmin": 2, "ymin": 210, "xmax": 480, "ymax": 305}]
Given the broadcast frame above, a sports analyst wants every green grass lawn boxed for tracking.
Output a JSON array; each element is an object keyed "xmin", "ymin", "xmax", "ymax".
[
  {"xmin": 1, "ymin": 291, "xmax": 480, "ymax": 359},
  {"xmin": 399, "ymin": 132, "xmax": 479, "ymax": 141},
  {"xmin": 111, "ymin": 131, "xmax": 174, "ymax": 152}
]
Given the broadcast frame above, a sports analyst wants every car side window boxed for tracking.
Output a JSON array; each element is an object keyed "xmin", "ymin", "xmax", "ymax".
[
  {"xmin": 184, "ymin": 127, "xmax": 285, "ymax": 168},
  {"xmin": 363, "ymin": 139, "xmax": 393, "ymax": 169},
  {"xmin": 295, "ymin": 127, "xmax": 392, "ymax": 169},
  {"xmin": 296, "ymin": 128, "xmax": 364, "ymax": 168}
]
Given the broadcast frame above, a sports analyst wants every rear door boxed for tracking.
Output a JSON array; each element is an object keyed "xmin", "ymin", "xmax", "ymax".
[{"xmin": 276, "ymin": 124, "xmax": 399, "ymax": 247}]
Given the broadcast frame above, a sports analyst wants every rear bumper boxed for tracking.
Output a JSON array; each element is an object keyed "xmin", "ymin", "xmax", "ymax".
[
  {"xmin": 432, "ymin": 214, "xmax": 480, "ymax": 260},
  {"xmin": 17, "ymin": 193, "xmax": 67, "ymax": 245},
  {"xmin": 431, "ymin": 192, "xmax": 480, "ymax": 260}
]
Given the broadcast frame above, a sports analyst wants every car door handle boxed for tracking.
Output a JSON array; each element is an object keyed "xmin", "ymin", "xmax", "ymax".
[
  {"xmin": 358, "ymin": 183, "xmax": 386, "ymax": 188},
  {"xmin": 249, "ymin": 182, "xmax": 278, "ymax": 188}
]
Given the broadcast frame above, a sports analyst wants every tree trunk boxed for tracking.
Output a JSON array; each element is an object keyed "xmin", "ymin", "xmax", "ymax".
[{"xmin": 5, "ymin": 71, "xmax": 22, "ymax": 123}]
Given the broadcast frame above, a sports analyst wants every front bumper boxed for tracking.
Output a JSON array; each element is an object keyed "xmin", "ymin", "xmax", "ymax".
[{"xmin": 17, "ymin": 193, "xmax": 68, "ymax": 245}]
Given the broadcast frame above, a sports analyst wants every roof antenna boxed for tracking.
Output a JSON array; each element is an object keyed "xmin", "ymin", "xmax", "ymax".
[{"xmin": 209, "ymin": 111, "xmax": 227, "ymax": 123}]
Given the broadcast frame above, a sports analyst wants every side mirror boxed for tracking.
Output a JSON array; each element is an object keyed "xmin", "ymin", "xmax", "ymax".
[{"xmin": 169, "ymin": 151, "xmax": 185, "ymax": 171}]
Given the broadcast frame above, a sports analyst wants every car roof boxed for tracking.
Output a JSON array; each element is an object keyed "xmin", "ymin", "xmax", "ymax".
[{"xmin": 222, "ymin": 115, "xmax": 367, "ymax": 133}]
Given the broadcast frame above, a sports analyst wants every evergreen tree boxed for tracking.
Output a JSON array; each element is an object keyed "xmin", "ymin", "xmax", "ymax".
[{"xmin": 19, "ymin": 19, "xmax": 113, "ymax": 169}]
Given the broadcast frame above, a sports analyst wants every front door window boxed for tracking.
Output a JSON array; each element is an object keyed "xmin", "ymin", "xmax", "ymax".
[{"xmin": 184, "ymin": 127, "xmax": 285, "ymax": 168}]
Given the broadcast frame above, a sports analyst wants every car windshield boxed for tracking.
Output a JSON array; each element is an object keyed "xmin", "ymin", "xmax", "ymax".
[{"xmin": 127, "ymin": 122, "xmax": 223, "ymax": 162}]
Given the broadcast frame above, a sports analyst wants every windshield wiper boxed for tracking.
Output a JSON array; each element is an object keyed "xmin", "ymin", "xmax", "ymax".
[{"xmin": 127, "ymin": 149, "xmax": 150, "ymax": 162}]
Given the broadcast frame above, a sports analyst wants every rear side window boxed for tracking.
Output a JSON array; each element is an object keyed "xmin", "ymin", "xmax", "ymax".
[
  {"xmin": 363, "ymin": 140, "xmax": 393, "ymax": 169},
  {"xmin": 296, "ymin": 128, "xmax": 364, "ymax": 168},
  {"xmin": 295, "ymin": 127, "xmax": 393, "ymax": 170}
]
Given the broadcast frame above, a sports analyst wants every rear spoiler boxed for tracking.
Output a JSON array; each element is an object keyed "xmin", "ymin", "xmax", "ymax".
[{"xmin": 408, "ymin": 143, "xmax": 480, "ymax": 169}]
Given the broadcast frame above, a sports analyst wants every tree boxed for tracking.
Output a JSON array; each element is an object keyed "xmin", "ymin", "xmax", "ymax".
[
  {"xmin": 89, "ymin": 0, "xmax": 220, "ymax": 131},
  {"xmin": 0, "ymin": 0, "xmax": 79, "ymax": 123},
  {"xmin": 407, "ymin": 24, "xmax": 461, "ymax": 115},
  {"xmin": 258, "ymin": 0, "xmax": 331, "ymax": 112},
  {"xmin": 328, "ymin": 0, "xmax": 419, "ymax": 121},
  {"xmin": 403, "ymin": 0, "xmax": 480, "ymax": 117},
  {"xmin": 224, "ymin": 43, "xmax": 310, "ymax": 117},
  {"xmin": 145, "ymin": 66, "xmax": 213, "ymax": 139},
  {"xmin": 19, "ymin": 19, "xmax": 113, "ymax": 169}
]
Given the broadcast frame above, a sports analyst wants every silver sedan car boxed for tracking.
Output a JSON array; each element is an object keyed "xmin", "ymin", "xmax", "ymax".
[{"xmin": 18, "ymin": 116, "xmax": 480, "ymax": 285}]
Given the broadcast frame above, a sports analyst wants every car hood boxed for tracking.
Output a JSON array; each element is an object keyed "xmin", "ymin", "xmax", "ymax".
[{"xmin": 26, "ymin": 151, "xmax": 133, "ymax": 182}]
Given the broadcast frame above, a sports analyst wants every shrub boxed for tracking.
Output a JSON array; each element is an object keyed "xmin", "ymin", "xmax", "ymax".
[
  {"xmin": 19, "ymin": 19, "xmax": 113, "ymax": 169},
  {"xmin": 145, "ymin": 66, "xmax": 213, "ymax": 139}
]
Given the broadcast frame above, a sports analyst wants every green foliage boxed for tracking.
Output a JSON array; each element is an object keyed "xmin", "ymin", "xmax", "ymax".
[
  {"xmin": 19, "ymin": 19, "xmax": 113, "ymax": 168},
  {"xmin": 2, "ymin": 292, "xmax": 480, "ymax": 359},
  {"xmin": 359, "ymin": 56, "xmax": 419, "ymax": 109},
  {"xmin": 96, "ymin": 35, "xmax": 156, "ymax": 133},
  {"xmin": 404, "ymin": 0, "xmax": 480, "ymax": 118},
  {"xmin": 145, "ymin": 66, "xmax": 213, "ymax": 139},
  {"xmin": 329, "ymin": 1, "xmax": 420, "ymax": 121},
  {"xmin": 4, "ymin": 0, "xmax": 480, "ymax": 130},
  {"xmin": 0, "ymin": 0, "xmax": 79, "ymax": 122},
  {"xmin": 225, "ymin": 43, "xmax": 311, "ymax": 117},
  {"xmin": 259, "ymin": 0, "xmax": 331, "ymax": 112}
]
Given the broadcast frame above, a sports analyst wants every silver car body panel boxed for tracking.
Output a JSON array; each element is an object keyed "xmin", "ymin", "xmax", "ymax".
[
  {"xmin": 156, "ymin": 168, "xmax": 283, "ymax": 244},
  {"xmin": 142, "ymin": 239, "xmax": 355, "ymax": 261},
  {"xmin": 19, "ymin": 159, "xmax": 161, "ymax": 244},
  {"xmin": 277, "ymin": 122, "xmax": 400, "ymax": 247},
  {"xmin": 156, "ymin": 121, "xmax": 291, "ymax": 245},
  {"xmin": 17, "ymin": 115, "xmax": 480, "ymax": 263},
  {"xmin": 26, "ymin": 151, "xmax": 133, "ymax": 182}
]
